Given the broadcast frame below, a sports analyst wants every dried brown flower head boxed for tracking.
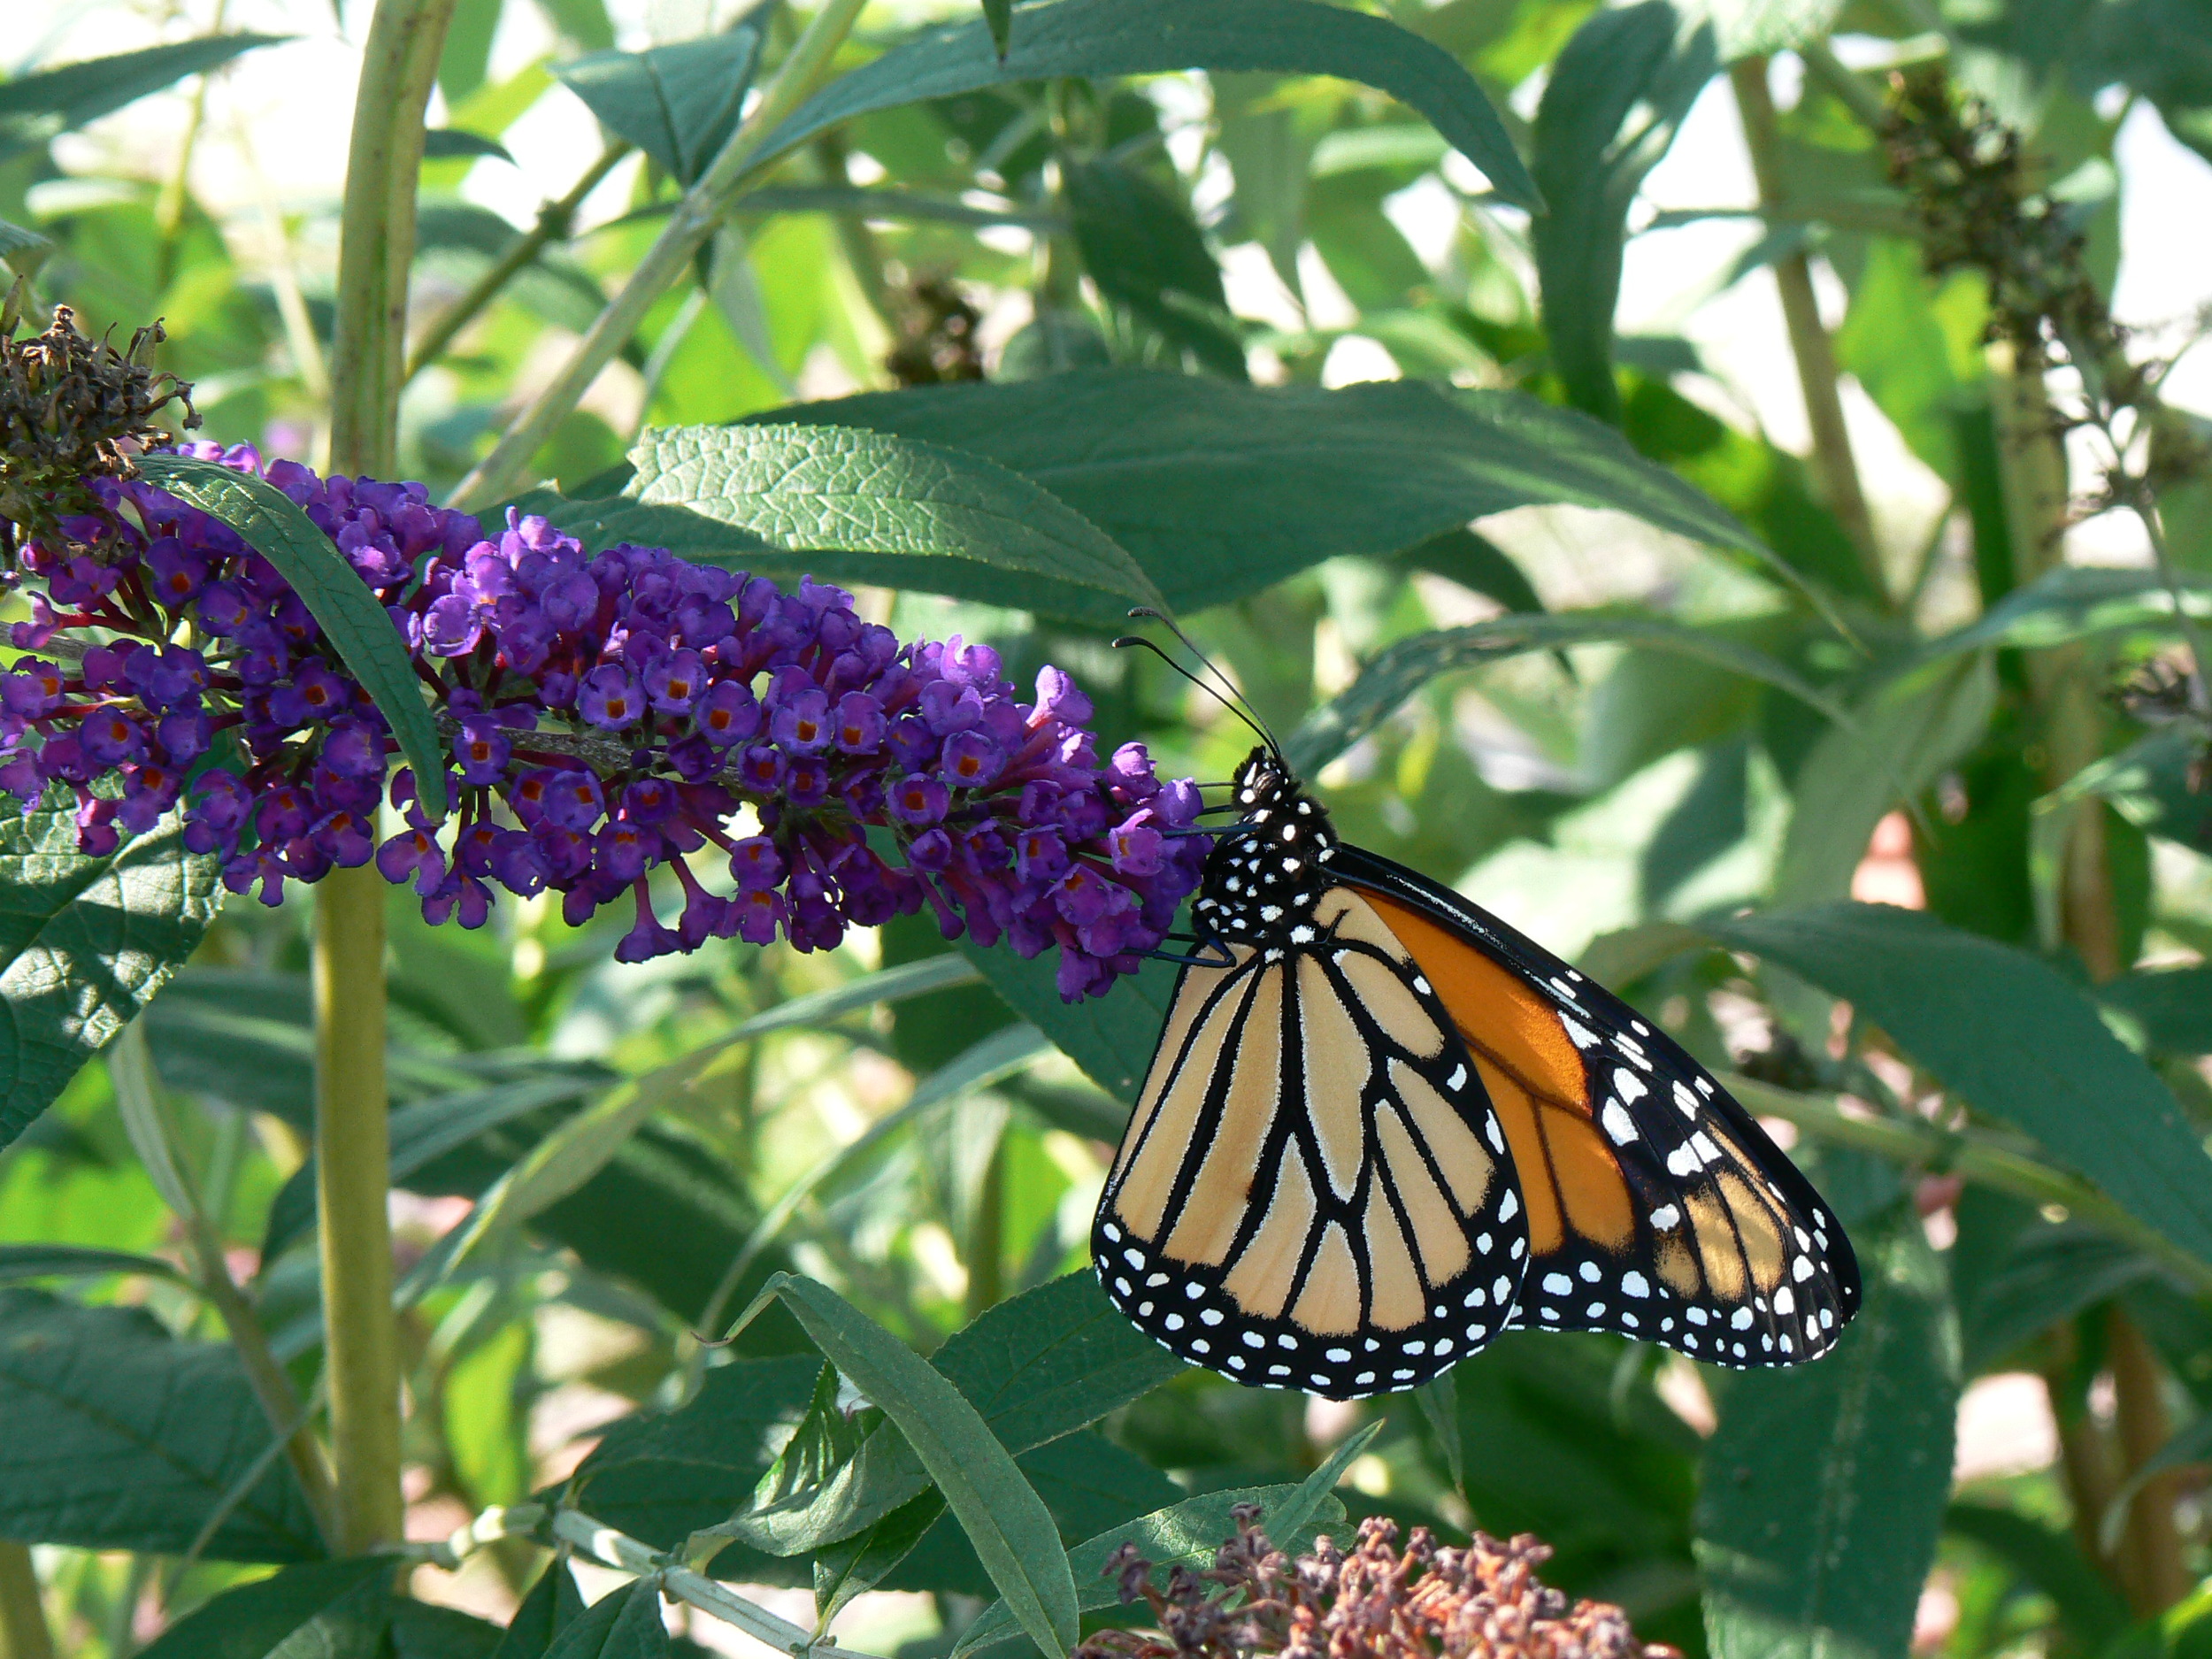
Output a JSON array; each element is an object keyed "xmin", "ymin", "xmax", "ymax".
[
  {"xmin": 1076, "ymin": 1509, "xmax": 1677, "ymax": 1659},
  {"xmin": 0, "ymin": 278, "xmax": 198, "ymax": 548}
]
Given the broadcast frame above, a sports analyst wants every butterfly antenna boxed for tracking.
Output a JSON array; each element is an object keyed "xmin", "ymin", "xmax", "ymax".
[
  {"xmin": 1119, "ymin": 607, "xmax": 1283, "ymax": 756},
  {"xmin": 1113, "ymin": 634, "xmax": 1277, "ymax": 756}
]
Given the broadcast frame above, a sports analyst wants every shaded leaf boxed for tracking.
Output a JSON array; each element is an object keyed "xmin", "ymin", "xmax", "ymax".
[
  {"xmin": 136, "ymin": 1561, "xmax": 396, "ymax": 1659},
  {"xmin": 0, "ymin": 797, "xmax": 221, "ymax": 1154},
  {"xmin": 1532, "ymin": 3, "xmax": 1716, "ymax": 421},
  {"xmin": 957, "ymin": 944, "xmax": 1175, "ymax": 1103},
  {"xmin": 1709, "ymin": 902, "xmax": 2212, "ymax": 1271},
  {"xmin": 542, "ymin": 1580, "xmax": 666, "ymax": 1659},
  {"xmin": 490, "ymin": 1560, "xmax": 588, "ymax": 1659},
  {"xmin": 0, "ymin": 1243, "xmax": 183, "ymax": 1284},
  {"xmin": 0, "ymin": 217, "xmax": 52, "ymax": 276},
  {"xmin": 1960, "ymin": 1225, "xmax": 2158, "ymax": 1374},
  {"xmin": 555, "ymin": 28, "xmax": 762, "ymax": 187},
  {"xmin": 422, "ymin": 128, "xmax": 515, "ymax": 162},
  {"xmin": 626, "ymin": 424, "xmax": 1166, "ymax": 611},
  {"xmin": 0, "ymin": 1291, "xmax": 325, "ymax": 1561},
  {"xmin": 1391, "ymin": 526, "xmax": 1545, "ymax": 616},
  {"xmin": 756, "ymin": 0, "xmax": 1538, "ymax": 211},
  {"xmin": 1944, "ymin": 1503, "xmax": 2131, "ymax": 1655},
  {"xmin": 2099, "ymin": 964, "xmax": 2212, "ymax": 1055},
  {"xmin": 1697, "ymin": 1209, "xmax": 1959, "ymax": 1659},
  {"xmin": 136, "ymin": 456, "xmax": 449, "ymax": 816},
  {"xmin": 1064, "ymin": 157, "xmax": 1245, "ymax": 378}
]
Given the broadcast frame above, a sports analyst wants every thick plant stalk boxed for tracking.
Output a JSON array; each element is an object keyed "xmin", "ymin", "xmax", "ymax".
[
  {"xmin": 2109, "ymin": 1309, "xmax": 2190, "ymax": 1612},
  {"xmin": 322, "ymin": 0, "xmax": 458, "ymax": 1555},
  {"xmin": 446, "ymin": 0, "xmax": 871, "ymax": 513},
  {"xmin": 1730, "ymin": 57, "xmax": 1886, "ymax": 603},
  {"xmin": 0, "ymin": 1545, "xmax": 51, "ymax": 1659}
]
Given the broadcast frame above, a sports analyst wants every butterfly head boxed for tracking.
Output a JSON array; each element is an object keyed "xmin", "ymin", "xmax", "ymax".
[{"xmin": 1189, "ymin": 747, "xmax": 1340, "ymax": 948}]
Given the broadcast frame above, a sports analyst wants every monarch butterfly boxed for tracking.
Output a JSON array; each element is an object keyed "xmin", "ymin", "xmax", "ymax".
[{"xmin": 1091, "ymin": 641, "xmax": 1860, "ymax": 1401}]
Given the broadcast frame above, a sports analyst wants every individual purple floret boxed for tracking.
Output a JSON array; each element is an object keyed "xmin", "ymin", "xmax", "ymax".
[{"xmin": 0, "ymin": 442, "xmax": 1210, "ymax": 998}]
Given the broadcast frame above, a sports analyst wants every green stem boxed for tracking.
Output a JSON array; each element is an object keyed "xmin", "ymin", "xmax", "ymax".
[
  {"xmin": 1724, "ymin": 1072, "xmax": 2212, "ymax": 1295},
  {"xmin": 405, "ymin": 142, "xmax": 631, "ymax": 383},
  {"xmin": 0, "ymin": 1543, "xmax": 51, "ymax": 1659},
  {"xmin": 325, "ymin": 0, "xmax": 458, "ymax": 1555},
  {"xmin": 1730, "ymin": 57, "xmax": 1887, "ymax": 604},
  {"xmin": 445, "ymin": 0, "xmax": 872, "ymax": 513}
]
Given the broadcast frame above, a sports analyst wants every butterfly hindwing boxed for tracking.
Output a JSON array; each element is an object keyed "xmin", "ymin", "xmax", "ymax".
[
  {"xmin": 1096, "ymin": 885, "xmax": 1532, "ymax": 1399},
  {"xmin": 1334, "ymin": 846, "xmax": 1861, "ymax": 1369}
]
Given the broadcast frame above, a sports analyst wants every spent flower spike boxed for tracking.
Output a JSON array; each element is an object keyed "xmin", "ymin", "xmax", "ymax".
[{"xmin": 0, "ymin": 443, "xmax": 1209, "ymax": 997}]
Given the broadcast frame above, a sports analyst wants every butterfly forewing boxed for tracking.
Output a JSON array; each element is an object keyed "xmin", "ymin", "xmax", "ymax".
[
  {"xmin": 1096, "ymin": 885, "xmax": 1532, "ymax": 1400},
  {"xmin": 1339, "ymin": 849, "xmax": 1860, "ymax": 1368}
]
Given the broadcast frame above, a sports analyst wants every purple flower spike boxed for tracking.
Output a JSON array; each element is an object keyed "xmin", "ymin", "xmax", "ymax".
[{"xmin": 1, "ymin": 446, "xmax": 1208, "ymax": 999}]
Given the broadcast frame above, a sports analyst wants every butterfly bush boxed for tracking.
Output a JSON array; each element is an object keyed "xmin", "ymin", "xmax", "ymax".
[{"xmin": 0, "ymin": 442, "xmax": 1210, "ymax": 998}]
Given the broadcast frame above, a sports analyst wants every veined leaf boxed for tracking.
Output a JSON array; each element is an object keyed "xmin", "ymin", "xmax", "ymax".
[
  {"xmin": 753, "ymin": 0, "xmax": 1538, "ymax": 211},
  {"xmin": 1921, "ymin": 565, "xmax": 2212, "ymax": 658},
  {"xmin": 0, "ymin": 797, "xmax": 221, "ymax": 1153},
  {"xmin": 555, "ymin": 28, "xmax": 762, "ymax": 187},
  {"xmin": 626, "ymin": 424, "xmax": 1166, "ymax": 611},
  {"xmin": 1284, "ymin": 609, "xmax": 1853, "ymax": 774},
  {"xmin": 1709, "ymin": 902, "xmax": 2212, "ymax": 1271},
  {"xmin": 1698, "ymin": 1207, "xmax": 1959, "ymax": 1659},
  {"xmin": 2099, "ymin": 964, "xmax": 2212, "ymax": 1054},
  {"xmin": 757, "ymin": 372, "xmax": 1773, "ymax": 618},
  {"xmin": 135, "ymin": 456, "xmax": 450, "ymax": 817},
  {"xmin": 0, "ymin": 1290, "xmax": 326, "ymax": 1562},
  {"xmin": 742, "ymin": 1277, "xmax": 1081, "ymax": 1659}
]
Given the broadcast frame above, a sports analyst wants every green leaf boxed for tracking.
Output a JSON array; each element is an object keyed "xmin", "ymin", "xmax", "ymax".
[
  {"xmin": 1707, "ymin": 902, "xmax": 2212, "ymax": 1271},
  {"xmin": 753, "ymin": 371, "xmax": 1775, "ymax": 618},
  {"xmin": 1960, "ymin": 1225, "xmax": 2157, "ymax": 1374},
  {"xmin": 1284, "ymin": 608, "xmax": 1853, "ymax": 775},
  {"xmin": 0, "ymin": 217, "xmax": 52, "ymax": 277},
  {"xmin": 626, "ymin": 424, "xmax": 1166, "ymax": 611},
  {"xmin": 756, "ymin": 0, "xmax": 1538, "ymax": 211},
  {"xmin": 721, "ymin": 1271, "xmax": 1183, "ymax": 1556},
  {"xmin": 1697, "ymin": 1208, "xmax": 1960, "ymax": 1659},
  {"xmin": 0, "ymin": 36, "xmax": 290, "ymax": 157},
  {"xmin": 136, "ymin": 1561, "xmax": 396, "ymax": 1659},
  {"xmin": 2099, "ymin": 964, "xmax": 2212, "ymax": 1054},
  {"xmin": 392, "ymin": 1601, "xmax": 507, "ymax": 1659},
  {"xmin": 1391, "ymin": 526, "xmax": 1544, "ymax": 615},
  {"xmin": 422, "ymin": 128, "xmax": 515, "ymax": 162},
  {"xmin": 554, "ymin": 28, "xmax": 762, "ymax": 187},
  {"xmin": 983, "ymin": 0, "xmax": 1016, "ymax": 57},
  {"xmin": 0, "ymin": 796, "xmax": 222, "ymax": 1154},
  {"xmin": 2058, "ymin": 729, "xmax": 2212, "ymax": 855},
  {"xmin": 491, "ymin": 1561, "xmax": 588, "ymax": 1659},
  {"xmin": 957, "ymin": 945, "xmax": 1175, "ymax": 1103},
  {"xmin": 542, "ymin": 1580, "xmax": 667, "ymax": 1659},
  {"xmin": 753, "ymin": 1277, "xmax": 1082, "ymax": 1659},
  {"xmin": 952, "ymin": 1424, "xmax": 1377, "ymax": 1659},
  {"xmin": 570, "ymin": 1356, "xmax": 825, "ymax": 1548},
  {"xmin": 0, "ymin": 1290, "xmax": 326, "ymax": 1561},
  {"xmin": 1532, "ymin": 3, "xmax": 1717, "ymax": 422},
  {"xmin": 1064, "ymin": 157, "xmax": 1245, "ymax": 378},
  {"xmin": 1922, "ymin": 565, "xmax": 2212, "ymax": 658},
  {"xmin": 135, "ymin": 455, "xmax": 450, "ymax": 817},
  {"xmin": 0, "ymin": 1243, "xmax": 185, "ymax": 1285},
  {"xmin": 1707, "ymin": 0, "xmax": 1847, "ymax": 59},
  {"xmin": 1770, "ymin": 655, "xmax": 1995, "ymax": 906}
]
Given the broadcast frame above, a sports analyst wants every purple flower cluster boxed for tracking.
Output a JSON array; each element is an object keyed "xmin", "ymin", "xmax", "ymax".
[{"xmin": 0, "ymin": 443, "xmax": 1210, "ymax": 998}]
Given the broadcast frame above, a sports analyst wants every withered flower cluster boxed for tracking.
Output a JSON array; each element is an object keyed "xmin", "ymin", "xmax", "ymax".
[
  {"xmin": 0, "ymin": 283, "xmax": 197, "ymax": 549},
  {"xmin": 1079, "ymin": 1509, "xmax": 1675, "ymax": 1659}
]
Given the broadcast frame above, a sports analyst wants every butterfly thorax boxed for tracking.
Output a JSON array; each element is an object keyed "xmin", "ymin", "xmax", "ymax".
[{"xmin": 1189, "ymin": 748, "xmax": 1340, "ymax": 949}]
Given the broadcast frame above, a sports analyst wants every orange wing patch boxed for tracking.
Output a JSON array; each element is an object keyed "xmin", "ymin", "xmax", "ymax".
[{"xmin": 1362, "ymin": 891, "xmax": 1631, "ymax": 1256}]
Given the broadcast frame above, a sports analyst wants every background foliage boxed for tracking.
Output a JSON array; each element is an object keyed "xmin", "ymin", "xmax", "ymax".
[{"xmin": 3, "ymin": 0, "xmax": 2212, "ymax": 1656}]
